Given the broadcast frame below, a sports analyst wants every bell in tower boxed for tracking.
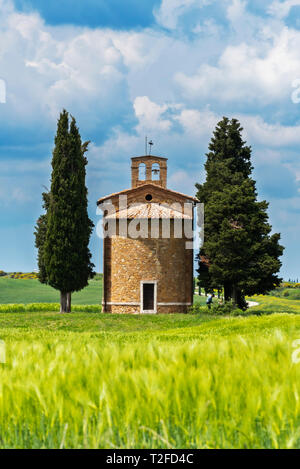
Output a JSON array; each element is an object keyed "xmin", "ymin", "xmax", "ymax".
[{"xmin": 131, "ymin": 155, "xmax": 168, "ymax": 188}]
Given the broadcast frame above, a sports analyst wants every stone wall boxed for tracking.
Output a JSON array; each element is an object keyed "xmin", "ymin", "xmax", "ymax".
[
  {"xmin": 106, "ymin": 305, "xmax": 189, "ymax": 314},
  {"xmin": 102, "ymin": 219, "xmax": 193, "ymax": 314}
]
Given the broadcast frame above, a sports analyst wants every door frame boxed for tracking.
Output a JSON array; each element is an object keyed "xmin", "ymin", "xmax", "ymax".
[{"xmin": 140, "ymin": 280, "xmax": 157, "ymax": 314}]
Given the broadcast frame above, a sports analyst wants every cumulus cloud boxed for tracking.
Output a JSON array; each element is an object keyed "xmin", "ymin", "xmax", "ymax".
[
  {"xmin": 175, "ymin": 26, "xmax": 300, "ymax": 106},
  {"xmin": 268, "ymin": 0, "xmax": 300, "ymax": 19},
  {"xmin": 154, "ymin": 0, "xmax": 215, "ymax": 29},
  {"xmin": 240, "ymin": 115, "xmax": 300, "ymax": 147},
  {"xmin": 154, "ymin": 0, "xmax": 197, "ymax": 29},
  {"xmin": 0, "ymin": 7, "xmax": 133, "ymax": 140},
  {"xmin": 134, "ymin": 96, "xmax": 173, "ymax": 131},
  {"xmin": 89, "ymin": 94, "xmax": 300, "ymax": 201}
]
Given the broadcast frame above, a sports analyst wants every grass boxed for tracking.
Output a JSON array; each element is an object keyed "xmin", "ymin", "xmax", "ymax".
[
  {"xmin": 0, "ymin": 276, "xmax": 208, "ymax": 309},
  {"xmin": 1, "ymin": 311, "xmax": 300, "ymax": 448},
  {"xmin": 270, "ymin": 287, "xmax": 300, "ymax": 301},
  {"xmin": 0, "ymin": 304, "xmax": 102, "ymax": 313},
  {"xmin": 1, "ymin": 280, "xmax": 300, "ymax": 448},
  {"xmin": 0, "ymin": 278, "xmax": 102, "ymax": 305},
  {"xmin": 248, "ymin": 294, "xmax": 300, "ymax": 315}
]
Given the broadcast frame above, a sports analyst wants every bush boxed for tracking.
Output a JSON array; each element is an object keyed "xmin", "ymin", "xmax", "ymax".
[
  {"xmin": 211, "ymin": 302, "xmax": 244, "ymax": 316},
  {"xmin": 188, "ymin": 304, "xmax": 207, "ymax": 315},
  {"xmin": 9, "ymin": 272, "xmax": 38, "ymax": 280},
  {"xmin": 0, "ymin": 304, "xmax": 27, "ymax": 313},
  {"xmin": 93, "ymin": 274, "xmax": 103, "ymax": 281},
  {"xmin": 282, "ymin": 282, "xmax": 300, "ymax": 289},
  {"xmin": 0, "ymin": 304, "xmax": 102, "ymax": 313},
  {"xmin": 0, "ymin": 270, "xmax": 7, "ymax": 277},
  {"xmin": 188, "ymin": 301, "xmax": 243, "ymax": 316}
]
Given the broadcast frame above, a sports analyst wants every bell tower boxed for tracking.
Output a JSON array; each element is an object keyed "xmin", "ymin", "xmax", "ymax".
[{"xmin": 131, "ymin": 156, "xmax": 168, "ymax": 189}]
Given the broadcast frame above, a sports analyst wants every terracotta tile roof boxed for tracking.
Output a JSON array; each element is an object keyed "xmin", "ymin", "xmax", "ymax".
[
  {"xmin": 97, "ymin": 183, "xmax": 199, "ymax": 205},
  {"xmin": 104, "ymin": 203, "xmax": 193, "ymax": 220}
]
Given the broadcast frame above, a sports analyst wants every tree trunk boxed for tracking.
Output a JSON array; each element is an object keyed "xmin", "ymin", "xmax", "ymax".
[
  {"xmin": 232, "ymin": 286, "xmax": 246, "ymax": 309},
  {"xmin": 60, "ymin": 292, "xmax": 68, "ymax": 313},
  {"xmin": 232, "ymin": 285, "xmax": 239, "ymax": 306},
  {"xmin": 66, "ymin": 292, "xmax": 72, "ymax": 313},
  {"xmin": 224, "ymin": 282, "xmax": 232, "ymax": 302}
]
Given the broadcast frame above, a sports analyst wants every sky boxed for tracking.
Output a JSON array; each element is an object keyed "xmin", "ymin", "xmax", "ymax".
[{"xmin": 0, "ymin": 0, "xmax": 300, "ymax": 279}]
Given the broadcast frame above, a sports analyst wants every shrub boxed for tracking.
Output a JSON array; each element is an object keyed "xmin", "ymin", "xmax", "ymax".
[
  {"xmin": 0, "ymin": 304, "xmax": 26, "ymax": 313},
  {"xmin": 211, "ymin": 302, "xmax": 243, "ymax": 316},
  {"xmin": 0, "ymin": 304, "xmax": 102, "ymax": 313},
  {"xmin": 72, "ymin": 305, "xmax": 102, "ymax": 313},
  {"xmin": 93, "ymin": 274, "xmax": 103, "ymax": 281},
  {"xmin": 188, "ymin": 304, "xmax": 207, "ymax": 315},
  {"xmin": 189, "ymin": 301, "xmax": 244, "ymax": 316},
  {"xmin": 9, "ymin": 272, "xmax": 38, "ymax": 280}
]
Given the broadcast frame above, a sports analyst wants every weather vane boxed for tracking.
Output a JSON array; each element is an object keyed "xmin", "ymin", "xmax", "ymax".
[{"xmin": 145, "ymin": 136, "xmax": 154, "ymax": 156}]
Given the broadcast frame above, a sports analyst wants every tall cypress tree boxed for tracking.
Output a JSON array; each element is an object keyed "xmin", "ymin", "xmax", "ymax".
[
  {"xmin": 196, "ymin": 117, "xmax": 284, "ymax": 309},
  {"xmin": 37, "ymin": 110, "xmax": 95, "ymax": 312},
  {"xmin": 34, "ymin": 191, "xmax": 50, "ymax": 284}
]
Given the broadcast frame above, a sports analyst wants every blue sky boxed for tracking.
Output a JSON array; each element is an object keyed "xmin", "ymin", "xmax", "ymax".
[
  {"xmin": 13, "ymin": 0, "xmax": 162, "ymax": 29},
  {"xmin": 0, "ymin": 0, "xmax": 300, "ymax": 279}
]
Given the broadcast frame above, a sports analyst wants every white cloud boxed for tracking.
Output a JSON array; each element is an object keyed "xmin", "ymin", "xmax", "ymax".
[
  {"xmin": 0, "ymin": 8, "xmax": 132, "ymax": 132},
  {"xmin": 89, "ymin": 94, "xmax": 300, "ymax": 204},
  {"xmin": 154, "ymin": 0, "xmax": 214, "ymax": 29},
  {"xmin": 192, "ymin": 18, "xmax": 219, "ymax": 35},
  {"xmin": 0, "ymin": 177, "xmax": 35, "ymax": 205},
  {"xmin": 268, "ymin": 0, "xmax": 300, "ymax": 19},
  {"xmin": 134, "ymin": 96, "xmax": 172, "ymax": 131},
  {"xmin": 175, "ymin": 107, "xmax": 219, "ymax": 136},
  {"xmin": 154, "ymin": 0, "xmax": 197, "ymax": 29},
  {"xmin": 240, "ymin": 114, "xmax": 300, "ymax": 147},
  {"xmin": 168, "ymin": 169, "xmax": 198, "ymax": 194},
  {"xmin": 226, "ymin": 0, "xmax": 268, "ymax": 39},
  {"xmin": 175, "ymin": 26, "xmax": 300, "ymax": 105},
  {"xmin": 0, "ymin": 158, "xmax": 49, "ymax": 174}
]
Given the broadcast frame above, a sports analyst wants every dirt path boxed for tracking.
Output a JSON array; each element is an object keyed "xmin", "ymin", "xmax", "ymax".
[
  {"xmin": 247, "ymin": 301, "xmax": 259, "ymax": 308},
  {"xmin": 195, "ymin": 293, "xmax": 259, "ymax": 308}
]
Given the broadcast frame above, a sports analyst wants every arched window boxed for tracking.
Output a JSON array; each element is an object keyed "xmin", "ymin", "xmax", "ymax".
[
  {"xmin": 152, "ymin": 163, "xmax": 160, "ymax": 181},
  {"xmin": 138, "ymin": 163, "xmax": 146, "ymax": 181}
]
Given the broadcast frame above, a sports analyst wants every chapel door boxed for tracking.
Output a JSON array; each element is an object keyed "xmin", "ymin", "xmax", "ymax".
[{"xmin": 142, "ymin": 283, "xmax": 155, "ymax": 313}]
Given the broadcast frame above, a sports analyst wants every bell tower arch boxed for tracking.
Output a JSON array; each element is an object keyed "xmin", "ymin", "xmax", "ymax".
[{"xmin": 131, "ymin": 155, "xmax": 168, "ymax": 189}]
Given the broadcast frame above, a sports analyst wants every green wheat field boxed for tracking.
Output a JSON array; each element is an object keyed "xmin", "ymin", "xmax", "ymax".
[{"xmin": 1, "ymin": 278, "xmax": 300, "ymax": 448}]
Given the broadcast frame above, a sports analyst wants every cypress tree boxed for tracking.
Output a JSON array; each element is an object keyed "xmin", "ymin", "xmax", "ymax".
[
  {"xmin": 196, "ymin": 117, "xmax": 284, "ymax": 309},
  {"xmin": 38, "ymin": 110, "xmax": 95, "ymax": 312},
  {"xmin": 34, "ymin": 191, "xmax": 50, "ymax": 284}
]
